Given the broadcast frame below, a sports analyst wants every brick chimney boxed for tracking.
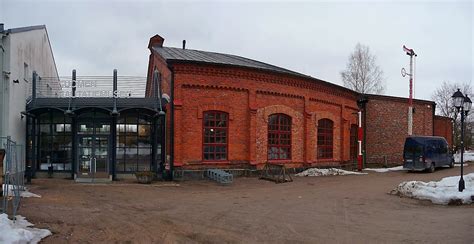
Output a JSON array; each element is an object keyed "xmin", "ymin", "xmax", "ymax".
[{"xmin": 148, "ymin": 34, "xmax": 165, "ymax": 49}]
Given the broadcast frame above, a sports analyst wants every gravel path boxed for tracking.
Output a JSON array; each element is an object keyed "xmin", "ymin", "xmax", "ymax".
[{"xmin": 19, "ymin": 165, "xmax": 474, "ymax": 243}]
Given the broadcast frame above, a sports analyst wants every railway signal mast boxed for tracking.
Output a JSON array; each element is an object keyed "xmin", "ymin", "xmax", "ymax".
[{"xmin": 401, "ymin": 45, "xmax": 417, "ymax": 135}]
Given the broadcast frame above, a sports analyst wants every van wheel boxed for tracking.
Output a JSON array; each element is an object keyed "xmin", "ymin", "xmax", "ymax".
[
  {"xmin": 449, "ymin": 160, "xmax": 454, "ymax": 168},
  {"xmin": 428, "ymin": 163, "xmax": 435, "ymax": 173}
]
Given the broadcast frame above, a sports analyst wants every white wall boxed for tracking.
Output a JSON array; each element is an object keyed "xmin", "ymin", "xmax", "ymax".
[{"xmin": 1, "ymin": 28, "xmax": 58, "ymax": 146}]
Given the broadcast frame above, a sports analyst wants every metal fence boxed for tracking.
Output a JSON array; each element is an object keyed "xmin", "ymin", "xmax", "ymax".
[
  {"xmin": 1, "ymin": 137, "xmax": 25, "ymax": 218},
  {"xmin": 34, "ymin": 75, "xmax": 147, "ymax": 99}
]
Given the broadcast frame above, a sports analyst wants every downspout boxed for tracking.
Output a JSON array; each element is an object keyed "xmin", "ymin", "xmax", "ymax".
[
  {"xmin": 363, "ymin": 100, "xmax": 367, "ymax": 168},
  {"xmin": 432, "ymin": 103, "xmax": 436, "ymax": 136},
  {"xmin": 0, "ymin": 29, "xmax": 5, "ymax": 138},
  {"xmin": 167, "ymin": 64, "xmax": 175, "ymax": 181}
]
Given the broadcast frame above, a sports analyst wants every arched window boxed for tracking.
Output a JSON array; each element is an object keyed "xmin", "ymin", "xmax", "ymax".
[
  {"xmin": 317, "ymin": 119, "xmax": 334, "ymax": 159},
  {"xmin": 203, "ymin": 111, "xmax": 228, "ymax": 161},
  {"xmin": 268, "ymin": 114, "xmax": 291, "ymax": 160}
]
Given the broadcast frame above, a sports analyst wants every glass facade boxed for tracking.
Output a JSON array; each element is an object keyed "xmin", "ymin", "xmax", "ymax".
[
  {"xmin": 116, "ymin": 110, "xmax": 153, "ymax": 172},
  {"xmin": 34, "ymin": 110, "xmax": 73, "ymax": 171},
  {"xmin": 27, "ymin": 108, "xmax": 162, "ymax": 176}
]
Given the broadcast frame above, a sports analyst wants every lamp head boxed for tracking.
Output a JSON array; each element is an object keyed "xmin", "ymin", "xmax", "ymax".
[
  {"xmin": 463, "ymin": 94, "xmax": 472, "ymax": 113},
  {"xmin": 452, "ymin": 89, "xmax": 464, "ymax": 109}
]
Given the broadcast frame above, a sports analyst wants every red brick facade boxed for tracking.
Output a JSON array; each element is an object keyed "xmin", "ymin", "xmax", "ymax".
[
  {"xmin": 169, "ymin": 64, "xmax": 360, "ymax": 169},
  {"xmin": 434, "ymin": 115, "xmax": 453, "ymax": 147},
  {"xmin": 146, "ymin": 35, "xmax": 453, "ymax": 170},
  {"xmin": 365, "ymin": 95, "xmax": 435, "ymax": 165}
]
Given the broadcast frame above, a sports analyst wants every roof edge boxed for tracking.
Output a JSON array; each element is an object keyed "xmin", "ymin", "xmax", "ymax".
[
  {"xmin": 366, "ymin": 93, "xmax": 435, "ymax": 105},
  {"xmin": 3, "ymin": 25, "xmax": 46, "ymax": 34},
  {"xmin": 165, "ymin": 58, "xmax": 359, "ymax": 98}
]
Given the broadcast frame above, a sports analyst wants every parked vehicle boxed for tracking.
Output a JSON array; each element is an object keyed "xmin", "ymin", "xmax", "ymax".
[{"xmin": 403, "ymin": 136, "xmax": 454, "ymax": 172}]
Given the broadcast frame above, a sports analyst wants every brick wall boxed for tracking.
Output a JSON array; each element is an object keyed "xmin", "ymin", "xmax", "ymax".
[
  {"xmin": 365, "ymin": 95, "xmax": 435, "ymax": 165},
  {"xmin": 152, "ymin": 62, "xmax": 359, "ymax": 169},
  {"xmin": 434, "ymin": 115, "xmax": 453, "ymax": 147},
  {"xmin": 145, "ymin": 37, "xmax": 453, "ymax": 171}
]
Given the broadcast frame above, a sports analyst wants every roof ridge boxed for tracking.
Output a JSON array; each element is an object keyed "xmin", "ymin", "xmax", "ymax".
[
  {"xmin": 153, "ymin": 45, "xmax": 358, "ymax": 96},
  {"xmin": 160, "ymin": 46, "xmax": 307, "ymax": 76}
]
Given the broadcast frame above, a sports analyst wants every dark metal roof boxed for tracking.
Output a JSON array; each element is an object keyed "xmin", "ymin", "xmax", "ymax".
[
  {"xmin": 366, "ymin": 94, "xmax": 435, "ymax": 105},
  {"xmin": 152, "ymin": 46, "xmax": 361, "ymax": 96},
  {"xmin": 153, "ymin": 46, "xmax": 309, "ymax": 78},
  {"xmin": 2, "ymin": 25, "xmax": 46, "ymax": 34}
]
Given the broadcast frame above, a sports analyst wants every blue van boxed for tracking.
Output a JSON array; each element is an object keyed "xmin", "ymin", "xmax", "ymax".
[{"xmin": 403, "ymin": 136, "xmax": 454, "ymax": 172}]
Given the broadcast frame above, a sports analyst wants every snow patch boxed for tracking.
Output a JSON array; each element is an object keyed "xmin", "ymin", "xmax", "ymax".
[
  {"xmin": 2, "ymin": 185, "xmax": 41, "ymax": 198},
  {"xmin": 364, "ymin": 166, "xmax": 406, "ymax": 173},
  {"xmin": 0, "ymin": 214, "xmax": 51, "ymax": 244},
  {"xmin": 295, "ymin": 168, "xmax": 367, "ymax": 177},
  {"xmin": 454, "ymin": 151, "xmax": 474, "ymax": 163},
  {"xmin": 390, "ymin": 173, "xmax": 474, "ymax": 205}
]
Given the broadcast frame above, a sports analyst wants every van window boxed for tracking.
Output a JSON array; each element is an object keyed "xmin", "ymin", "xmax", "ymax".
[
  {"xmin": 439, "ymin": 141, "xmax": 448, "ymax": 153},
  {"xmin": 404, "ymin": 139, "xmax": 423, "ymax": 158}
]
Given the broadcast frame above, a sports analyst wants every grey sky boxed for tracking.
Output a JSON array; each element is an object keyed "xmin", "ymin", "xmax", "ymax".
[{"xmin": 1, "ymin": 0, "xmax": 472, "ymax": 101}]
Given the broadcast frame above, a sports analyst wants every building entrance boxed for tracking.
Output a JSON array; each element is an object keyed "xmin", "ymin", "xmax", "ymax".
[
  {"xmin": 77, "ymin": 135, "xmax": 109, "ymax": 179},
  {"xmin": 76, "ymin": 111, "xmax": 111, "ymax": 181}
]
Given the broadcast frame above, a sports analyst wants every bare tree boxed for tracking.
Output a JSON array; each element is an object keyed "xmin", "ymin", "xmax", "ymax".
[
  {"xmin": 341, "ymin": 43, "xmax": 385, "ymax": 94},
  {"xmin": 432, "ymin": 81, "xmax": 473, "ymax": 149}
]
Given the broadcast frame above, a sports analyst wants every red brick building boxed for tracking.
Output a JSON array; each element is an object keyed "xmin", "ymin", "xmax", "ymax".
[
  {"xmin": 364, "ymin": 94, "xmax": 436, "ymax": 165},
  {"xmin": 146, "ymin": 34, "xmax": 452, "ymax": 172},
  {"xmin": 434, "ymin": 115, "xmax": 454, "ymax": 147}
]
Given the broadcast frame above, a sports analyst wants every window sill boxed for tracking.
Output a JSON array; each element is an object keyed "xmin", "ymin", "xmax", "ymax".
[
  {"xmin": 267, "ymin": 160, "xmax": 292, "ymax": 164},
  {"xmin": 199, "ymin": 161, "xmax": 231, "ymax": 165},
  {"xmin": 315, "ymin": 159, "xmax": 335, "ymax": 162}
]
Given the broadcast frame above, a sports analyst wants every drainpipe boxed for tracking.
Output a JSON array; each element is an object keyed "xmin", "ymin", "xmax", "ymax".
[
  {"xmin": 363, "ymin": 101, "xmax": 367, "ymax": 168},
  {"xmin": 432, "ymin": 103, "xmax": 436, "ymax": 136},
  {"xmin": 0, "ymin": 28, "xmax": 5, "ymax": 138},
  {"xmin": 167, "ymin": 64, "xmax": 175, "ymax": 181}
]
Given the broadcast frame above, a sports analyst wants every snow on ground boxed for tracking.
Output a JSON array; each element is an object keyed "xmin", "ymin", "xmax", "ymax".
[
  {"xmin": 2, "ymin": 185, "xmax": 41, "ymax": 198},
  {"xmin": 363, "ymin": 166, "xmax": 406, "ymax": 173},
  {"xmin": 0, "ymin": 214, "xmax": 51, "ymax": 244},
  {"xmin": 454, "ymin": 151, "xmax": 474, "ymax": 163},
  {"xmin": 295, "ymin": 168, "xmax": 367, "ymax": 177},
  {"xmin": 391, "ymin": 173, "xmax": 474, "ymax": 205}
]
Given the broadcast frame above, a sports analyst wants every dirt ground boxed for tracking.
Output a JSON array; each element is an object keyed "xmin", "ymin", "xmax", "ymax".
[{"xmin": 19, "ymin": 166, "xmax": 474, "ymax": 244}]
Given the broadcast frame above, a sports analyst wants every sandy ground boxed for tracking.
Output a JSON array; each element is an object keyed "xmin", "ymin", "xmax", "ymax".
[{"xmin": 18, "ymin": 166, "xmax": 474, "ymax": 244}]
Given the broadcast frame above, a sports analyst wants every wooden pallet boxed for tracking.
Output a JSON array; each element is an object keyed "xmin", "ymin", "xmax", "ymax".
[{"xmin": 259, "ymin": 163, "xmax": 293, "ymax": 183}]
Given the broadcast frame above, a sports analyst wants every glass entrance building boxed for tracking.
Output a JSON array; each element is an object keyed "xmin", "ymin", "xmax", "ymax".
[{"xmin": 25, "ymin": 72, "xmax": 167, "ymax": 181}]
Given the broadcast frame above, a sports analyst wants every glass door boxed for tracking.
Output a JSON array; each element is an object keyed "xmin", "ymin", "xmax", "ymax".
[
  {"xmin": 94, "ymin": 136, "xmax": 109, "ymax": 178},
  {"xmin": 78, "ymin": 136, "xmax": 94, "ymax": 177},
  {"xmin": 77, "ymin": 120, "xmax": 110, "ymax": 180}
]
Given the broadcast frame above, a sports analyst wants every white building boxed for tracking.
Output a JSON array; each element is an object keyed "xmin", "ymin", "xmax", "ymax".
[{"xmin": 0, "ymin": 23, "xmax": 59, "ymax": 146}]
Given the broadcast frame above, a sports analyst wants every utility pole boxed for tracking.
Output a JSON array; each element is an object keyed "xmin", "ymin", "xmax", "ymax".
[{"xmin": 402, "ymin": 45, "xmax": 417, "ymax": 136}]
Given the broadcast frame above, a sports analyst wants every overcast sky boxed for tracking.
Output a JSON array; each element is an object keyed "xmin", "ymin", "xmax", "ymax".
[{"xmin": 1, "ymin": 0, "xmax": 472, "ymax": 101}]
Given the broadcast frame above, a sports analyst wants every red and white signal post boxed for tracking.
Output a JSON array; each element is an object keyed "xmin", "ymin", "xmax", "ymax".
[
  {"xmin": 402, "ymin": 45, "xmax": 417, "ymax": 135},
  {"xmin": 357, "ymin": 110, "xmax": 363, "ymax": 171}
]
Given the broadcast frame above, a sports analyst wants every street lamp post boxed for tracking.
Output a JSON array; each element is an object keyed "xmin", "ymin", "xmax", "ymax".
[{"xmin": 451, "ymin": 89, "xmax": 472, "ymax": 192}]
